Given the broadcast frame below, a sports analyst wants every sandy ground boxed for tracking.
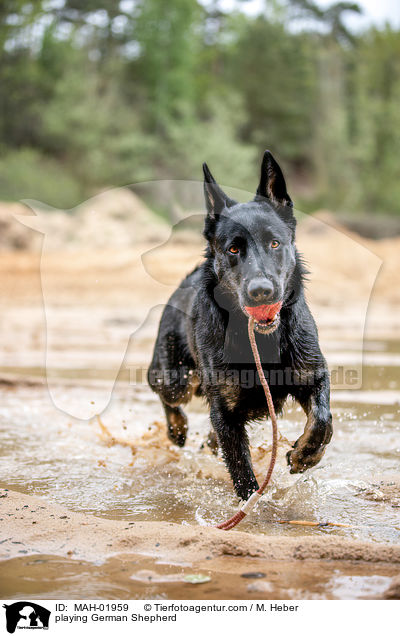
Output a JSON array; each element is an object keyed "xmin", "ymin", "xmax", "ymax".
[
  {"xmin": 1, "ymin": 195, "xmax": 400, "ymax": 598},
  {"xmin": 1, "ymin": 488, "xmax": 400, "ymax": 600}
]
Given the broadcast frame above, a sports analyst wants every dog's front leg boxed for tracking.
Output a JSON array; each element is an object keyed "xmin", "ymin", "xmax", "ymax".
[
  {"xmin": 287, "ymin": 371, "xmax": 333, "ymax": 473},
  {"xmin": 210, "ymin": 399, "xmax": 259, "ymax": 500}
]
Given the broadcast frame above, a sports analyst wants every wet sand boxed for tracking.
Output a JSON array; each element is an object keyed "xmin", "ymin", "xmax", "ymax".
[{"xmin": 1, "ymin": 488, "xmax": 399, "ymax": 600}]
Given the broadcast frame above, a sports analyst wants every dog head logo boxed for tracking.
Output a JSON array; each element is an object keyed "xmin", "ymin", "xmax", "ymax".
[{"xmin": 3, "ymin": 602, "xmax": 50, "ymax": 633}]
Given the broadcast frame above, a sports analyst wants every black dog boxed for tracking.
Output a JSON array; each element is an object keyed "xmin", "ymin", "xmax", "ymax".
[{"xmin": 148, "ymin": 151, "xmax": 332, "ymax": 500}]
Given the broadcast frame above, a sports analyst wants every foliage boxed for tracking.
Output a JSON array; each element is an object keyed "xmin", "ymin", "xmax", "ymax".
[
  {"xmin": 0, "ymin": 148, "xmax": 84, "ymax": 208},
  {"xmin": 0, "ymin": 0, "xmax": 399, "ymax": 214}
]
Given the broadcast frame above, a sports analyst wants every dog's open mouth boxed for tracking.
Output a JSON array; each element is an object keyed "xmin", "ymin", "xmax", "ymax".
[{"xmin": 243, "ymin": 302, "xmax": 282, "ymax": 334}]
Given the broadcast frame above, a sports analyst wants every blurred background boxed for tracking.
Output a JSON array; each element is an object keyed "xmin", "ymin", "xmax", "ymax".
[{"xmin": 0, "ymin": 0, "xmax": 399, "ymax": 229}]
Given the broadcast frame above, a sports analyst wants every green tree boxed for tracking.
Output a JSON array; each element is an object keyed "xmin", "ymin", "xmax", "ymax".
[{"xmin": 226, "ymin": 14, "xmax": 316, "ymax": 167}]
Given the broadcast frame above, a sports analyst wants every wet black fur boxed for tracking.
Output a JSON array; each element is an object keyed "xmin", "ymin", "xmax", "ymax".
[{"xmin": 148, "ymin": 151, "xmax": 332, "ymax": 500}]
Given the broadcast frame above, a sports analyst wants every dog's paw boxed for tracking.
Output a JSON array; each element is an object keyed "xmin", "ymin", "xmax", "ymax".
[
  {"xmin": 286, "ymin": 445, "xmax": 326, "ymax": 474},
  {"xmin": 206, "ymin": 429, "xmax": 219, "ymax": 455},
  {"xmin": 166, "ymin": 408, "xmax": 188, "ymax": 447},
  {"xmin": 234, "ymin": 479, "xmax": 260, "ymax": 502}
]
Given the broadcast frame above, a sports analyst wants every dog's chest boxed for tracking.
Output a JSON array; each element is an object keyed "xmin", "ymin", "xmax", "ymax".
[
  {"xmin": 218, "ymin": 373, "xmax": 286, "ymax": 419},
  {"xmin": 222, "ymin": 323, "xmax": 282, "ymax": 366}
]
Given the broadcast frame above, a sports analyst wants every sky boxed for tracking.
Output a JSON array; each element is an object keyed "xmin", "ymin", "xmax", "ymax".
[
  {"xmin": 317, "ymin": 0, "xmax": 400, "ymax": 29},
  {"xmin": 211, "ymin": 0, "xmax": 400, "ymax": 29}
]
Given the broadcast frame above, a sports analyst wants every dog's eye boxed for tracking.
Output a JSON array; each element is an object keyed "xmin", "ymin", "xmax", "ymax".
[
  {"xmin": 228, "ymin": 245, "xmax": 239, "ymax": 255},
  {"xmin": 271, "ymin": 240, "xmax": 280, "ymax": 249}
]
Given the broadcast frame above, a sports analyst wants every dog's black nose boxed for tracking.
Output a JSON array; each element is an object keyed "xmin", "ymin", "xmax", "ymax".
[{"xmin": 247, "ymin": 278, "xmax": 274, "ymax": 303}]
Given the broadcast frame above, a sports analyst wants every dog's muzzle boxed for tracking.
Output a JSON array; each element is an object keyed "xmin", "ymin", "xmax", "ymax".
[{"xmin": 243, "ymin": 301, "xmax": 282, "ymax": 334}]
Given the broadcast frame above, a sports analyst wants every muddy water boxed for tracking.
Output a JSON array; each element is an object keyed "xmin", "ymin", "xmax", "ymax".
[
  {"xmin": 0, "ymin": 554, "xmax": 396, "ymax": 600},
  {"xmin": 0, "ymin": 339, "xmax": 399, "ymax": 539},
  {"xmin": 0, "ymin": 337, "xmax": 399, "ymax": 598}
]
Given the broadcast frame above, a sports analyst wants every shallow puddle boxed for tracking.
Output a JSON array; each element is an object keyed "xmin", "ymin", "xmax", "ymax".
[
  {"xmin": 0, "ymin": 337, "xmax": 399, "ymax": 598},
  {"xmin": 0, "ymin": 553, "xmax": 396, "ymax": 600},
  {"xmin": 0, "ymin": 354, "xmax": 399, "ymax": 544}
]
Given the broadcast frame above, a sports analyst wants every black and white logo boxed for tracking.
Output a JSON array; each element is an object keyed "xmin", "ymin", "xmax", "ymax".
[{"xmin": 3, "ymin": 602, "xmax": 50, "ymax": 633}]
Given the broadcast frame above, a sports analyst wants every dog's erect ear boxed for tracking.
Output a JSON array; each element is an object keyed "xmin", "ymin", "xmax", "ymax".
[
  {"xmin": 255, "ymin": 150, "xmax": 293, "ymax": 208},
  {"xmin": 203, "ymin": 162, "xmax": 236, "ymax": 218}
]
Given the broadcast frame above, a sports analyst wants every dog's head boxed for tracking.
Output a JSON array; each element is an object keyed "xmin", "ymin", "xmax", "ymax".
[{"xmin": 203, "ymin": 150, "xmax": 298, "ymax": 334}]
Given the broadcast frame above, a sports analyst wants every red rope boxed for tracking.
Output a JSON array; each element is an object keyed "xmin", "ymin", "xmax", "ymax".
[{"xmin": 215, "ymin": 316, "xmax": 278, "ymax": 530}]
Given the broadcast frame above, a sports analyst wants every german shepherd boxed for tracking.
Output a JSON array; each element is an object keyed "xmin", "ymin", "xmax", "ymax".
[{"xmin": 148, "ymin": 151, "xmax": 332, "ymax": 500}]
